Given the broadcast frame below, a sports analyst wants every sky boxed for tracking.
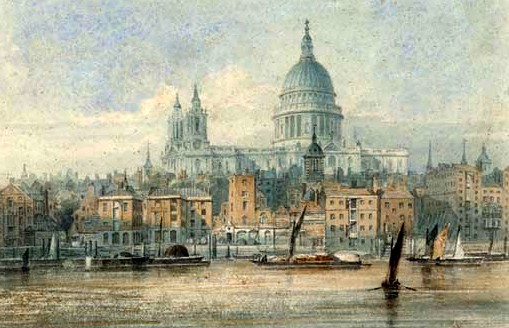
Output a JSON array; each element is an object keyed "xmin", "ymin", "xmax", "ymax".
[{"xmin": 0, "ymin": 0, "xmax": 508, "ymax": 181}]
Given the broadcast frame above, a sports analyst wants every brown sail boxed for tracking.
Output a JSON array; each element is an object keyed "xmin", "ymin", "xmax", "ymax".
[{"xmin": 431, "ymin": 223, "xmax": 450, "ymax": 260}]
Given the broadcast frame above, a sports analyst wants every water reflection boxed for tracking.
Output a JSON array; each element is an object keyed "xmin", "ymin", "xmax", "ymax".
[
  {"xmin": 421, "ymin": 265, "xmax": 446, "ymax": 290},
  {"xmin": 20, "ymin": 271, "xmax": 30, "ymax": 286},
  {"xmin": 0, "ymin": 261, "xmax": 507, "ymax": 328},
  {"xmin": 385, "ymin": 296, "xmax": 399, "ymax": 328}
]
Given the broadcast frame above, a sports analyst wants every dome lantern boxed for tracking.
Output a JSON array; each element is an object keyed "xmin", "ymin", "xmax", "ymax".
[{"xmin": 301, "ymin": 19, "xmax": 314, "ymax": 60}]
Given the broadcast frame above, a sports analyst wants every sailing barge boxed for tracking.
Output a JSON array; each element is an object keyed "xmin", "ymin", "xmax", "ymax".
[
  {"xmin": 381, "ymin": 223, "xmax": 406, "ymax": 298},
  {"xmin": 407, "ymin": 224, "xmax": 483, "ymax": 265},
  {"xmin": 252, "ymin": 206, "xmax": 368, "ymax": 269}
]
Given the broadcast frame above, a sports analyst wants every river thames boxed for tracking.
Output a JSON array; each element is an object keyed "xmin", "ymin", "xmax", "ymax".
[{"xmin": 0, "ymin": 260, "xmax": 507, "ymax": 327}]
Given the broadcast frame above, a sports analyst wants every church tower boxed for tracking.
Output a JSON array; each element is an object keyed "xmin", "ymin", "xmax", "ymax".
[
  {"xmin": 303, "ymin": 126, "xmax": 325, "ymax": 183},
  {"xmin": 476, "ymin": 143, "xmax": 492, "ymax": 175},
  {"xmin": 168, "ymin": 93, "xmax": 183, "ymax": 150},
  {"xmin": 183, "ymin": 84, "xmax": 209, "ymax": 150}
]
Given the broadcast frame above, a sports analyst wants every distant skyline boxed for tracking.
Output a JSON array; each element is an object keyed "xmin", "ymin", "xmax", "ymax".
[{"xmin": 1, "ymin": 1, "xmax": 508, "ymax": 180}]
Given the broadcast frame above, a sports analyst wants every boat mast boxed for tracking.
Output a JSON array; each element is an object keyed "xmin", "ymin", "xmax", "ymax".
[{"xmin": 288, "ymin": 206, "xmax": 307, "ymax": 260}]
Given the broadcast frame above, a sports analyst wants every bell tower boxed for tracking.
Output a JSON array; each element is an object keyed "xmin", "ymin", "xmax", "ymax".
[{"xmin": 184, "ymin": 84, "xmax": 209, "ymax": 150}]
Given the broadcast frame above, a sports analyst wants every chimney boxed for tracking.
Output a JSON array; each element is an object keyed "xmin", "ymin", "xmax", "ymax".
[
  {"xmin": 387, "ymin": 174, "xmax": 394, "ymax": 189},
  {"xmin": 372, "ymin": 175, "xmax": 379, "ymax": 192},
  {"xmin": 401, "ymin": 175, "xmax": 408, "ymax": 192},
  {"xmin": 44, "ymin": 189, "xmax": 49, "ymax": 217}
]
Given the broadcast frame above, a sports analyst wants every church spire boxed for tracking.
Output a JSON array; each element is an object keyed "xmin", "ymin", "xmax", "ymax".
[
  {"xmin": 192, "ymin": 84, "xmax": 200, "ymax": 102},
  {"xmin": 461, "ymin": 139, "xmax": 468, "ymax": 165},
  {"xmin": 144, "ymin": 141, "xmax": 153, "ymax": 175},
  {"xmin": 426, "ymin": 140, "xmax": 433, "ymax": 171},
  {"xmin": 312, "ymin": 124, "xmax": 317, "ymax": 144},
  {"xmin": 173, "ymin": 93, "xmax": 181, "ymax": 111},
  {"xmin": 192, "ymin": 84, "xmax": 201, "ymax": 111},
  {"xmin": 146, "ymin": 141, "xmax": 151, "ymax": 162},
  {"xmin": 301, "ymin": 19, "xmax": 314, "ymax": 60}
]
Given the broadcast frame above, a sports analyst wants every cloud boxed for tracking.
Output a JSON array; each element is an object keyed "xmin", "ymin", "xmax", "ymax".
[{"xmin": 1, "ymin": 0, "xmax": 509, "ymax": 181}]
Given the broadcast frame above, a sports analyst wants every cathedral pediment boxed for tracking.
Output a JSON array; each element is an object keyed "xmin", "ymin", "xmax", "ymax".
[{"xmin": 323, "ymin": 142, "xmax": 339, "ymax": 151}]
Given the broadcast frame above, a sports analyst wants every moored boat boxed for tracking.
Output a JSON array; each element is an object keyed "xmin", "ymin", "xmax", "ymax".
[
  {"xmin": 252, "ymin": 206, "xmax": 367, "ymax": 269},
  {"xmin": 407, "ymin": 224, "xmax": 483, "ymax": 266},
  {"xmin": 148, "ymin": 245, "xmax": 210, "ymax": 268}
]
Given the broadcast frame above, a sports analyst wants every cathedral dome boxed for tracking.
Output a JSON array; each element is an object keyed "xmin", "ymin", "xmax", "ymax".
[
  {"xmin": 282, "ymin": 60, "xmax": 334, "ymax": 94},
  {"xmin": 272, "ymin": 20, "xmax": 343, "ymax": 150},
  {"xmin": 281, "ymin": 20, "xmax": 335, "ymax": 95}
]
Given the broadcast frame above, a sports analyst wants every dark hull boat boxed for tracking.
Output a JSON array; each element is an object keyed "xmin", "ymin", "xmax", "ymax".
[
  {"xmin": 91, "ymin": 256, "xmax": 150, "ymax": 270},
  {"xmin": 148, "ymin": 255, "xmax": 210, "ymax": 267},
  {"xmin": 407, "ymin": 257, "xmax": 483, "ymax": 266},
  {"xmin": 252, "ymin": 206, "xmax": 367, "ymax": 269},
  {"xmin": 148, "ymin": 245, "xmax": 210, "ymax": 268},
  {"xmin": 252, "ymin": 253, "xmax": 366, "ymax": 269}
]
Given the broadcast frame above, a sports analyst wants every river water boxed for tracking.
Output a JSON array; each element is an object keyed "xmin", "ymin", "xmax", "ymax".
[{"xmin": 0, "ymin": 260, "xmax": 507, "ymax": 328}]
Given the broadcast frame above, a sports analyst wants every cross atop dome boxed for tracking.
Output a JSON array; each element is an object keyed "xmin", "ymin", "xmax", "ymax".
[{"xmin": 301, "ymin": 19, "xmax": 314, "ymax": 60}]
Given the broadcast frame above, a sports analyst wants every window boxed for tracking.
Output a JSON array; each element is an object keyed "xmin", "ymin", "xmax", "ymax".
[
  {"xmin": 408, "ymin": 203, "xmax": 412, "ymax": 209},
  {"xmin": 111, "ymin": 232, "xmax": 120, "ymax": 245},
  {"xmin": 399, "ymin": 202, "xmax": 404, "ymax": 209},
  {"xmin": 339, "ymin": 214, "xmax": 344, "ymax": 220},
  {"xmin": 330, "ymin": 214, "xmax": 335, "ymax": 220},
  {"xmin": 190, "ymin": 219, "xmax": 195, "ymax": 227},
  {"xmin": 385, "ymin": 202, "xmax": 390, "ymax": 208},
  {"xmin": 123, "ymin": 202, "xmax": 128, "ymax": 212},
  {"xmin": 7, "ymin": 198, "xmax": 13, "ymax": 208},
  {"xmin": 201, "ymin": 209, "xmax": 206, "ymax": 216},
  {"xmin": 242, "ymin": 201, "xmax": 248, "ymax": 211},
  {"xmin": 242, "ymin": 191, "xmax": 248, "ymax": 198},
  {"xmin": 103, "ymin": 233, "xmax": 109, "ymax": 244},
  {"xmin": 368, "ymin": 200, "xmax": 373, "ymax": 205},
  {"xmin": 392, "ymin": 208, "xmax": 396, "ymax": 213},
  {"xmin": 360, "ymin": 225, "xmax": 365, "ymax": 231},
  {"xmin": 7, "ymin": 215, "xmax": 14, "ymax": 226},
  {"xmin": 329, "ymin": 200, "xmax": 334, "ymax": 206},
  {"xmin": 368, "ymin": 213, "xmax": 373, "ymax": 220},
  {"xmin": 369, "ymin": 225, "xmax": 373, "ymax": 231},
  {"xmin": 360, "ymin": 213, "xmax": 365, "ymax": 220}
]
